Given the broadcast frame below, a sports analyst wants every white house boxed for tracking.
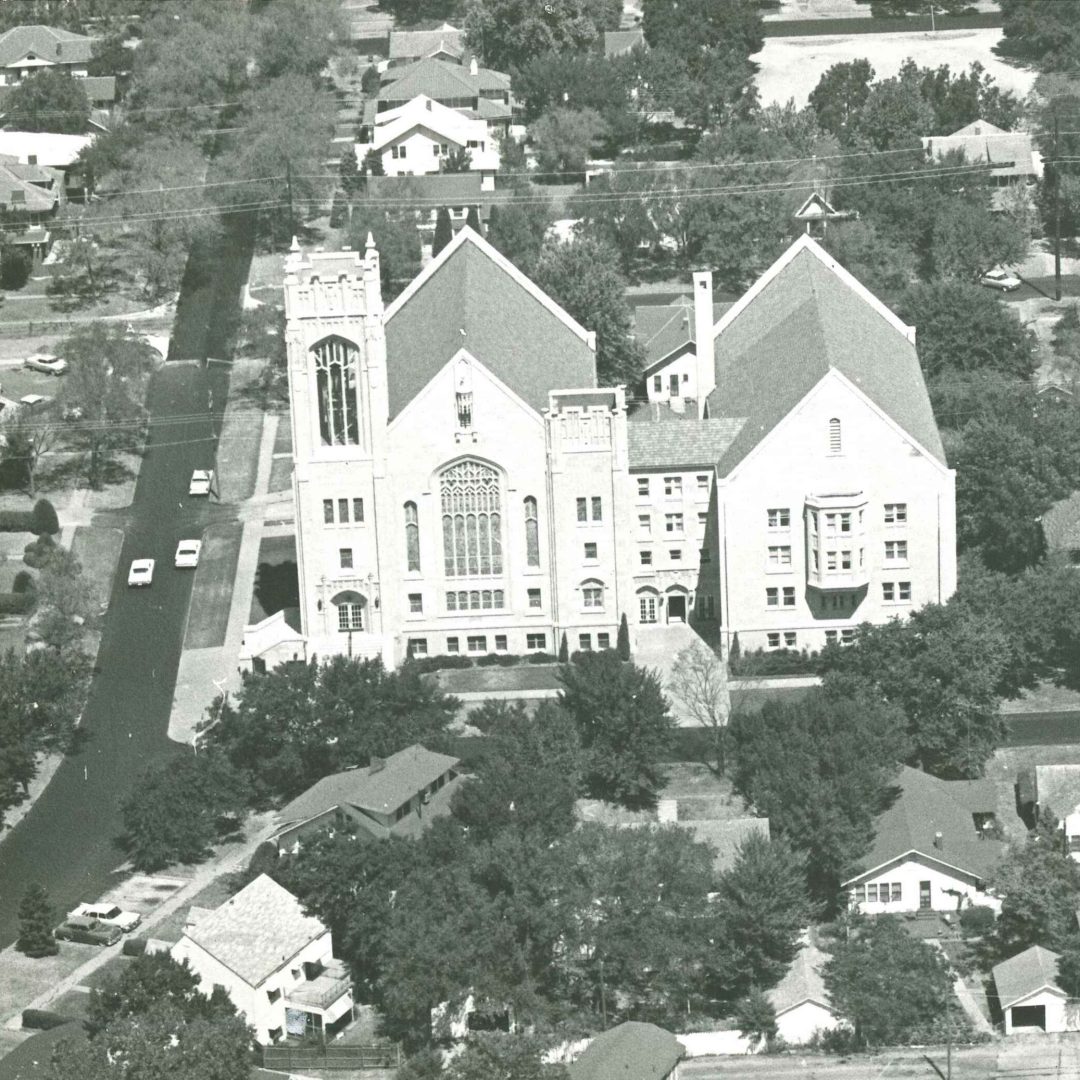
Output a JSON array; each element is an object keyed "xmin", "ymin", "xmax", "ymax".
[
  {"xmin": 766, "ymin": 937, "xmax": 842, "ymax": 1045},
  {"xmin": 1032, "ymin": 764, "xmax": 1080, "ymax": 861},
  {"xmin": 171, "ymin": 874, "xmax": 354, "ymax": 1045},
  {"xmin": 358, "ymin": 94, "xmax": 499, "ymax": 185},
  {"xmin": 994, "ymin": 945, "xmax": 1078, "ymax": 1034},
  {"xmin": 843, "ymin": 766, "xmax": 1006, "ymax": 915}
]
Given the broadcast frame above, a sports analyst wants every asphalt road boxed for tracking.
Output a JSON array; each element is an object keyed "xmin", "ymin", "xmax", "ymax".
[{"xmin": 0, "ymin": 214, "xmax": 254, "ymax": 948}]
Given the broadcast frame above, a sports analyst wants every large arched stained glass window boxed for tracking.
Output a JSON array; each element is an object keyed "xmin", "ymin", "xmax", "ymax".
[
  {"xmin": 441, "ymin": 460, "xmax": 502, "ymax": 577},
  {"xmin": 314, "ymin": 336, "xmax": 359, "ymax": 446}
]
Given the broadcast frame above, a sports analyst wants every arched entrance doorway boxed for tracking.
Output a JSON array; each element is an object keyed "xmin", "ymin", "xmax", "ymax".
[{"xmin": 665, "ymin": 585, "xmax": 689, "ymax": 624}]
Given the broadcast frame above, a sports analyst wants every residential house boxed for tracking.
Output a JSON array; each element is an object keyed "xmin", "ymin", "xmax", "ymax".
[
  {"xmin": 171, "ymin": 874, "xmax": 354, "ymax": 1045},
  {"xmin": 766, "ymin": 935, "xmax": 842, "ymax": 1046},
  {"xmin": 570, "ymin": 1022, "xmax": 684, "ymax": 1080},
  {"xmin": 358, "ymin": 95, "xmax": 499, "ymax": 185},
  {"xmin": 0, "ymin": 156, "xmax": 59, "ymax": 257},
  {"xmin": 922, "ymin": 119, "xmax": 1038, "ymax": 210},
  {"xmin": 993, "ymin": 945, "xmax": 1078, "ymax": 1034},
  {"xmin": 604, "ymin": 28, "xmax": 645, "ymax": 58},
  {"xmin": 0, "ymin": 25, "xmax": 116, "ymax": 111},
  {"xmin": 843, "ymin": 766, "xmax": 1006, "ymax": 914},
  {"xmin": 1041, "ymin": 492, "xmax": 1080, "ymax": 566},
  {"xmin": 388, "ymin": 24, "xmax": 466, "ymax": 67},
  {"xmin": 271, "ymin": 743, "xmax": 464, "ymax": 853},
  {"xmin": 1030, "ymin": 764, "xmax": 1080, "ymax": 859},
  {"xmin": 0, "ymin": 130, "xmax": 93, "ymax": 200}
]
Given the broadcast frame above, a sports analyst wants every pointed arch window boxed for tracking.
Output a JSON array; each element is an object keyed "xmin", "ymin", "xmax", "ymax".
[
  {"xmin": 313, "ymin": 336, "xmax": 360, "ymax": 446},
  {"xmin": 524, "ymin": 496, "xmax": 539, "ymax": 568},
  {"xmin": 405, "ymin": 501, "xmax": 420, "ymax": 572},
  {"xmin": 441, "ymin": 460, "xmax": 502, "ymax": 577}
]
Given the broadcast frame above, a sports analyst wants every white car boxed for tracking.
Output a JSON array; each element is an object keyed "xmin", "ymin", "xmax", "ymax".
[
  {"xmin": 67, "ymin": 902, "xmax": 141, "ymax": 933},
  {"xmin": 24, "ymin": 353, "xmax": 67, "ymax": 375},
  {"xmin": 979, "ymin": 268, "xmax": 1022, "ymax": 292},
  {"xmin": 189, "ymin": 469, "xmax": 213, "ymax": 496},
  {"xmin": 175, "ymin": 539, "xmax": 202, "ymax": 568},
  {"xmin": 127, "ymin": 558, "xmax": 155, "ymax": 587}
]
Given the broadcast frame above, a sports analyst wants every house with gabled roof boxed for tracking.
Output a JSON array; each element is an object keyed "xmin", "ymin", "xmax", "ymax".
[
  {"xmin": 172, "ymin": 874, "xmax": 353, "ymax": 1045},
  {"xmin": 922, "ymin": 119, "xmax": 1038, "ymax": 211},
  {"xmin": 388, "ymin": 24, "xmax": 466, "ymax": 67},
  {"xmin": 843, "ymin": 766, "xmax": 1007, "ymax": 915},
  {"xmin": 993, "ymin": 945, "xmax": 1078, "ymax": 1034},
  {"xmin": 569, "ymin": 1022, "xmax": 684, "ymax": 1080},
  {"xmin": 766, "ymin": 935, "xmax": 842, "ymax": 1045},
  {"xmin": 0, "ymin": 25, "xmax": 94, "ymax": 84}
]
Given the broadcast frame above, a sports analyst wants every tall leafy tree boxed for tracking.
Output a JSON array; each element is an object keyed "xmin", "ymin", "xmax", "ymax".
[
  {"xmin": 252, "ymin": 0, "xmax": 344, "ymax": 81},
  {"xmin": 999, "ymin": 0, "xmax": 1080, "ymax": 72},
  {"xmin": 4, "ymin": 70, "xmax": 90, "ymax": 133},
  {"xmin": 531, "ymin": 108, "xmax": 607, "ymax": 175},
  {"xmin": 485, "ymin": 193, "xmax": 554, "ymax": 277},
  {"xmin": 16, "ymin": 883, "xmax": 58, "ymax": 958},
  {"xmin": 809, "ymin": 60, "xmax": 875, "ymax": 142}
]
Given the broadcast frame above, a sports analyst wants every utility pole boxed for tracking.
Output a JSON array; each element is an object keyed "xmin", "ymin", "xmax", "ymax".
[
  {"xmin": 1054, "ymin": 110, "xmax": 1063, "ymax": 302},
  {"xmin": 599, "ymin": 958, "xmax": 607, "ymax": 1030},
  {"xmin": 286, "ymin": 159, "xmax": 295, "ymax": 243},
  {"xmin": 929, "ymin": 2, "xmax": 936, "ymax": 33}
]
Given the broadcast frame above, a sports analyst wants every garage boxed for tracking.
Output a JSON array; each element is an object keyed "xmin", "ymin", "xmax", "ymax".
[{"xmin": 1009, "ymin": 1005, "xmax": 1046, "ymax": 1031}]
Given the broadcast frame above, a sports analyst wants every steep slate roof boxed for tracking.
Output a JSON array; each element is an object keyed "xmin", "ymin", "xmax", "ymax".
[
  {"xmin": 388, "ymin": 24, "xmax": 465, "ymax": 62},
  {"xmin": 845, "ymin": 765, "xmax": 1005, "ymax": 885},
  {"xmin": 635, "ymin": 299, "xmax": 733, "ymax": 369},
  {"xmin": 767, "ymin": 941, "xmax": 834, "ymax": 1016},
  {"xmin": 385, "ymin": 227, "xmax": 596, "ymax": 419},
  {"xmin": 707, "ymin": 237, "xmax": 946, "ymax": 476},
  {"xmin": 570, "ymin": 1022, "xmax": 684, "ymax": 1080},
  {"xmin": 923, "ymin": 119, "xmax": 1035, "ymax": 179},
  {"xmin": 993, "ymin": 945, "xmax": 1064, "ymax": 1010},
  {"xmin": 0, "ymin": 25, "xmax": 94, "ymax": 68},
  {"xmin": 1042, "ymin": 491, "xmax": 1080, "ymax": 551},
  {"xmin": 627, "ymin": 416, "xmax": 744, "ymax": 470},
  {"xmin": 277, "ymin": 744, "xmax": 460, "ymax": 826},
  {"xmin": 182, "ymin": 875, "xmax": 326, "ymax": 987},
  {"xmin": 1034, "ymin": 764, "xmax": 1080, "ymax": 817}
]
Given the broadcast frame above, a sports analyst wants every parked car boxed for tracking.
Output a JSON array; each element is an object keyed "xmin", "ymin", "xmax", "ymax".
[
  {"xmin": 979, "ymin": 267, "xmax": 1022, "ymax": 292},
  {"xmin": 67, "ymin": 903, "xmax": 141, "ymax": 933},
  {"xmin": 127, "ymin": 558, "xmax": 155, "ymax": 587},
  {"xmin": 54, "ymin": 916, "xmax": 123, "ymax": 946},
  {"xmin": 189, "ymin": 469, "xmax": 213, "ymax": 496},
  {"xmin": 24, "ymin": 354, "xmax": 67, "ymax": 375},
  {"xmin": 174, "ymin": 539, "xmax": 202, "ymax": 568}
]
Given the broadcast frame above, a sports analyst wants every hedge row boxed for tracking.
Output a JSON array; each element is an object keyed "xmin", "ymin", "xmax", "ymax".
[
  {"xmin": 410, "ymin": 652, "xmax": 558, "ymax": 674},
  {"xmin": 728, "ymin": 647, "xmax": 826, "ymax": 677},
  {"xmin": 0, "ymin": 591, "xmax": 34, "ymax": 615},
  {"xmin": 22, "ymin": 1009, "xmax": 75, "ymax": 1031},
  {"xmin": 0, "ymin": 500, "xmax": 59, "ymax": 536},
  {"xmin": 761, "ymin": 11, "xmax": 1002, "ymax": 36}
]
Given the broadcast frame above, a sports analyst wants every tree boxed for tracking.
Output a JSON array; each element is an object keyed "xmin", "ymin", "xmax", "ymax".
[
  {"xmin": 347, "ymin": 205, "xmax": 422, "ymax": 301},
  {"xmin": 734, "ymin": 989, "xmax": 778, "ymax": 1046},
  {"xmin": 4, "ymin": 69, "xmax": 90, "ymax": 133},
  {"xmin": 990, "ymin": 835, "xmax": 1080, "ymax": 955},
  {"xmin": 252, "ymin": 0, "xmax": 344, "ymax": 82},
  {"xmin": 121, "ymin": 752, "xmax": 251, "ymax": 871},
  {"xmin": 464, "ymin": 0, "xmax": 620, "ymax": 71},
  {"xmin": 824, "ymin": 916, "xmax": 955, "ymax": 1046},
  {"xmin": 35, "ymin": 545, "xmax": 93, "ymax": 651},
  {"xmin": 616, "ymin": 613, "xmax": 630, "ymax": 660},
  {"xmin": 442, "ymin": 147, "xmax": 472, "ymax": 174},
  {"xmin": 643, "ymin": 0, "xmax": 763, "ymax": 57},
  {"xmin": 853, "ymin": 71, "xmax": 936, "ymax": 150},
  {"xmin": 809, "ymin": 60, "xmax": 875, "ymax": 142},
  {"xmin": 531, "ymin": 108, "xmax": 607, "ymax": 176},
  {"xmin": 57, "ymin": 324, "xmax": 157, "ymax": 489},
  {"xmin": 532, "ymin": 236, "xmax": 645, "ymax": 386},
  {"xmin": 465, "ymin": 205, "xmax": 481, "ymax": 233},
  {"xmin": 16, "ymin": 882, "xmax": 58, "ymax": 957},
  {"xmin": 2, "ymin": 405, "xmax": 60, "ymax": 495},
  {"xmin": 669, "ymin": 641, "xmax": 729, "ymax": 774},
  {"xmin": 339, "ymin": 145, "xmax": 360, "ymax": 195},
  {"xmin": 558, "ymin": 651, "xmax": 673, "ymax": 806},
  {"xmin": 999, "ymin": 0, "xmax": 1080, "ymax": 72},
  {"xmin": 441, "ymin": 1035, "xmax": 570, "ymax": 1080},
  {"xmin": 915, "ymin": 60, "xmax": 1022, "ymax": 134},
  {"xmin": 363, "ymin": 147, "xmax": 385, "ymax": 177},
  {"xmin": 558, "ymin": 632, "xmax": 568, "ymax": 663},
  {"xmin": 433, "ymin": 207, "xmax": 453, "ymax": 256},
  {"xmin": 484, "ymin": 192, "xmax": 553, "ymax": 277},
  {"xmin": 925, "ymin": 198, "xmax": 1028, "ymax": 282},
  {"xmin": 0, "ymin": 245, "xmax": 32, "ymax": 290}
]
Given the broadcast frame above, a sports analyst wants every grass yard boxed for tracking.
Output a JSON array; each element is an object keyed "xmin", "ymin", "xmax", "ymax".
[
  {"xmin": 71, "ymin": 526, "xmax": 124, "ymax": 608},
  {"xmin": 268, "ymin": 455, "xmax": 292, "ymax": 493},
  {"xmin": 183, "ymin": 521, "xmax": 243, "ymax": 650},
  {"xmin": 213, "ymin": 358, "xmax": 265, "ymax": 504}
]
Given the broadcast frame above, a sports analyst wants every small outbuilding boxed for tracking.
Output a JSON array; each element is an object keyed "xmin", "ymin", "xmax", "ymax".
[
  {"xmin": 993, "ymin": 945, "xmax": 1078, "ymax": 1034},
  {"xmin": 766, "ymin": 938, "xmax": 842, "ymax": 1045}
]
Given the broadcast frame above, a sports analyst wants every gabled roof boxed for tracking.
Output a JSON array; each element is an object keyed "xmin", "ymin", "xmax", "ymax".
[
  {"xmin": 635, "ymin": 299, "xmax": 732, "ymax": 370},
  {"xmin": 0, "ymin": 25, "xmax": 94, "ymax": 68},
  {"xmin": 767, "ymin": 941, "xmax": 835, "ymax": 1017},
  {"xmin": 0, "ymin": 130, "xmax": 91, "ymax": 167},
  {"xmin": 385, "ymin": 226, "xmax": 596, "ymax": 419},
  {"xmin": 844, "ymin": 766, "xmax": 1005, "ymax": 886},
  {"xmin": 379, "ymin": 57, "xmax": 510, "ymax": 103},
  {"xmin": 922, "ymin": 119, "xmax": 1035, "ymax": 178},
  {"xmin": 277, "ymin": 744, "xmax": 460, "ymax": 827},
  {"xmin": 0, "ymin": 162, "xmax": 56, "ymax": 212},
  {"xmin": 181, "ymin": 874, "xmax": 327, "ymax": 987},
  {"xmin": 570, "ymin": 1022, "xmax": 684, "ymax": 1080},
  {"xmin": 604, "ymin": 28, "xmax": 645, "ymax": 57},
  {"xmin": 627, "ymin": 415, "xmax": 744, "ymax": 470},
  {"xmin": 1034, "ymin": 764, "xmax": 1080, "ymax": 817},
  {"xmin": 1042, "ymin": 492, "xmax": 1080, "ymax": 551},
  {"xmin": 370, "ymin": 95, "xmax": 483, "ymax": 151},
  {"xmin": 388, "ymin": 24, "xmax": 465, "ymax": 62},
  {"xmin": 706, "ymin": 235, "xmax": 946, "ymax": 476},
  {"xmin": 993, "ymin": 945, "xmax": 1064, "ymax": 1010}
]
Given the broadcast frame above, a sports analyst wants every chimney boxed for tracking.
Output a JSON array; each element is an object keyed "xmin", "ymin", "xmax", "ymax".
[
  {"xmin": 369, "ymin": 755, "xmax": 386, "ymax": 774},
  {"xmin": 933, "ymin": 831, "xmax": 943, "ymax": 849},
  {"xmin": 469, "ymin": 56, "xmax": 478, "ymax": 77},
  {"xmin": 692, "ymin": 270, "xmax": 715, "ymax": 417}
]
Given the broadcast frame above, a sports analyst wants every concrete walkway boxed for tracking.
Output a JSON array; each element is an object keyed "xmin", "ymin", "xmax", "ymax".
[{"xmin": 633, "ymin": 622, "xmax": 727, "ymax": 726}]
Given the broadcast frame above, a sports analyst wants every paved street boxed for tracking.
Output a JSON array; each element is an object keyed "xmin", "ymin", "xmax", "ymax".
[{"xmin": 0, "ymin": 214, "xmax": 255, "ymax": 948}]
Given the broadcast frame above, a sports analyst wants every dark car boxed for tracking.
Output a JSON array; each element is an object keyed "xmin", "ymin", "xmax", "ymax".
[{"xmin": 54, "ymin": 916, "xmax": 123, "ymax": 946}]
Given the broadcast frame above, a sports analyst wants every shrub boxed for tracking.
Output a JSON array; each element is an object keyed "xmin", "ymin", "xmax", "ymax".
[
  {"xmin": 23, "ymin": 534, "xmax": 56, "ymax": 569},
  {"xmin": 527, "ymin": 652, "xmax": 557, "ymax": 665},
  {"xmin": 121, "ymin": 937, "xmax": 148, "ymax": 957},
  {"xmin": 0, "ymin": 591, "xmax": 34, "ymax": 614},
  {"xmin": 476, "ymin": 653, "xmax": 522, "ymax": 667},
  {"xmin": 960, "ymin": 905, "xmax": 996, "ymax": 936},
  {"xmin": 21, "ymin": 1009, "xmax": 74, "ymax": 1031},
  {"xmin": 476, "ymin": 653, "xmax": 504, "ymax": 667},
  {"xmin": 1, "ymin": 248, "xmax": 32, "ymax": 291},
  {"xmin": 409, "ymin": 654, "xmax": 473, "ymax": 674},
  {"xmin": 12, "ymin": 570, "xmax": 35, "ymax": 593},
  {"xmin": 30, "ymin": 499, "xmax": 59, "ymax": 536},
  {"xmin": 0, "ymin": 510, "xmax": 35, "ymax": 532},
  {"xmin": 729, "ymin": 647, "xmax": 824, "ymax": 677}
]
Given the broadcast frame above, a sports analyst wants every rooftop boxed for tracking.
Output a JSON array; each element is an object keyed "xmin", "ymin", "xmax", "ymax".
[
  {"xmin": 767, "ymin": 938, "xmax": 835, "ymax": 1017},
  {"xmin": 1042, "ymin": 491, "xmax": 1080, "ymax": 551},
  {"xmin": 923, "ymin": 119, "xmax": 1036, "ymax": 178},
  {"xmin": 1034, "ymin": 764, "xmax": 1080, "ymax": 818},
  {"xmin": 604, "ymin": 28, "xmax": 645, "ymax": 57},
  {"xmin": 0, "ymin": 24, "xmax": 94, "ymax": 69},
  {"xmin": 627, "ymin": 415, "xmax": 744, "ymax": 470},
  {"xmin": 388, "ymin": 24, "xmax": 465, "ymax": 62},
  {"xmin": 181, "ymin": 874, "xmax": 327, "ymax": 988},
  {"xmin": 569, "ymin": 1022, "xmax": 684, "ymax": 1080},
  {"xmin": 634, "ymin": 299, "xmax": 732, "ymax": 370},
  {"xmin": 993, "ymin": 945, "xmax": 1063, "ymax": 1010},
  {"xmin": 379, "ymin": 57, "xmax": 510, "ymax": 103}
]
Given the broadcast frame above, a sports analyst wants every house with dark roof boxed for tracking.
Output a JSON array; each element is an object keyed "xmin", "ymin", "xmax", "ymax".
[
  {"xmin": 569, "ymin": 1022, "xmax": 684, "ymax": 1080},
  {"xmin": 172, "ymin": 875, "xmax": 353, "ymax": 1045},
  {"xmin": 922, "ymin": 119, "xmax": 1038, "ymax": 211},
  {"xmin": 388, "ymin": 24, "xmax": 466, "ymax": 67},
  {"xmin": 993, "ymin": 945, "xmax": 1078, "ymax": 1034},
  {"xmin": 843, "ymin": 766, "xmax": 1007, "ymax": 915},
  {"xmin": 766, "ymin": 935, "xmax": 842, "ymax": 1045}
]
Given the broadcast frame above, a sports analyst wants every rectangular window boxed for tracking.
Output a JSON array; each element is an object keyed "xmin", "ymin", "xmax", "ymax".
[
  {"xmin": 784, "ymin": 631, "xmax": 797, "ymax": 647},
  {"xmin": 323, "ymin": 499, "xmax": 334, "ymax": 524},
  {"xmin": 884, "ymin": 502, "xmax": 907, "ymax": 525},
  {"xmin": 579, "ymin": 634, "xmax": 592, "ymax": 651},
  {"xmin": 891, "ymin": 883, "xmax": 902, "ymax": 902},
  {"xmin": 640, "ymin": 550, "xmax": 653, "ymax": 566},
  {"xmin": 810, "ymin": 510, "xmax": 818, "ymax": 534},
  {"xmin": 407, "ymin": 638, "xmax": 427, "ymax": 656},
  {"xmin": 867, "ymin": 883, "xmax": 878, "ymax": 903},
  {"xmin": 767, "ymin": 632, "xmax": 781, "ymax": 649},
  {"xmin": 583, "ymin": 585, "xmax": 603, "ymax": 608},
  {"xmin": 812, "ymin": 550, "xmax": 819, "ymax": 570},
  {"xmin": 767, "ymin": 508, "xmax": 790, "ymax": 529},
  {"xmin": 526, "ymin": 633, "xmax": 546, "ymax": 651},
  {"xmin": 782, "ymin": 586, "xmax": 795, "ymax": 607},
  {"xmin": 883, "ymin": 582, "xmax": 895, "ymax": 602},
  {"xmin": 841, "ymin": 550, "xmax": 852, "ymax": 570},
  {"xmin": 664, "ymin": 476, "xmax": 682, "ymax": 496},
  {"xmin": 408, "ymin": 593, "xmax": 422, "ymax": 613},
  {"xmin": 528, "ymin": 588, "xmax": 541, "ymax": 608},
  {"xmin": 826, "ymin": 551, "xmax": 837, "ymax": 571},
  {"xmin": 494, "ymin": 635, "xmax": 508, "ymax": 652},
  {"xmin": 584, "ymin": 542, "xmax": 598, "ymax": 561},
  {"xmin": 670, "ymin": 548, "xmax": 682, "ymax": 561},
  {"xmin": 839, "ymin": 512, "xmax": 851, "ymax": 533},
  {"xmin": 766, "ymin": 587, "xmax": 779, "ymax": 607},
  {"xmin": 353, "ymin": 497, "xmax": 364, "ymax": 522},
  {"xmin": 597, "ymin": 632, "xmax": 611, "ymax": 650},
  {"xmin": 768, "ymin": 546, "xmax": 792, "ymax": 567},
  {"xmin": 652, "ymin": 375, "xmax": 662, "ymax": 394},
  {"xmin": 698, "ymin": 512, "xmax": 708, "ymax": 528},
  {"xmin": 852, "ymin": 885, "xmax": 865, "ymax": 904},
  {"xmin": 885, "ymin": 540, "xmax": 908, "ymax": 561},
  {"xmin": 899, "ymin": 581, "xmax": 911, "ymax": 601},
  {"xmin": 467, "ymin": 635, "xmax": 487, "ymax": 653},
  {"xmin": 638, "ymin": 514, "xmax": 651, "ymax": 535},
  {"xmin": 591, "ymin": 496, "xmax": 602, "ymax": 521},
  {"xmin": 576, "ymin": 497, "xmax": 587, "ymax": 522},
  {"xmin": 339, "ymin": 548, "xmax": 353, "ymax": 569},
  {"xmin": 697, "ymin": 474, "xmax": 710, "ymax": 494},
  {"xmin": 447, "ymin": 636, "xmax": 459, "ymax": 653},
  {"xmin": 665, "ymin": 513, "xmax": 683, "ymax": 534},
  {"xmin": 640, "ymin": 595, "xmax": 658, "ymax": 623},
  {"xmin": 637, "ymin": 477, "xmax": 650, "ymax": 497},
  {"xmin": 841, "ymin": 628, "xmax": 856, "ymax": 645},
  {"xmin": 825, "ymin": 629, "xmax": 838, "ymax": 645},
  {"xmin": 338, "ymin": 498, "xmax": 349, "ymax": 523}
]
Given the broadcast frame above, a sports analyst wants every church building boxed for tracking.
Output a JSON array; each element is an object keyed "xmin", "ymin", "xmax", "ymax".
[{"xmin": 241, "ymin": 226, "xmax": 954, "ymax": 670}]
